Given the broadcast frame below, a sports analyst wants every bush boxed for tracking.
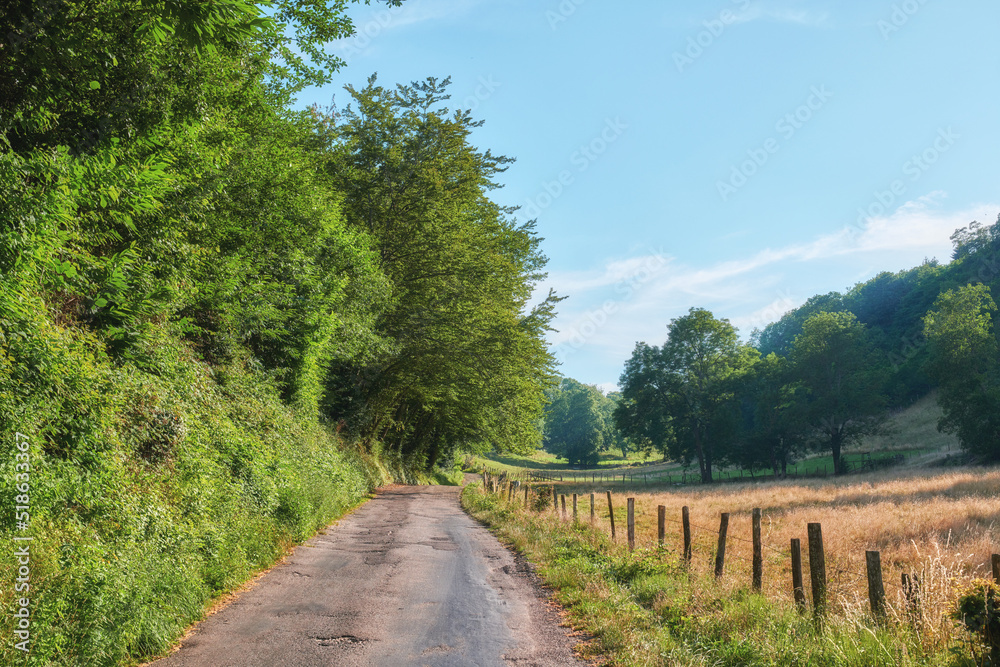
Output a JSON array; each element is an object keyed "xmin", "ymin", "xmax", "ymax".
[
  {"xmin": 0, "ymin": 322, "xmax": 384, "ymax": 665},
  {"xmin": 953, "ymin": 579, "xmax": 1000, "ymax": 664}
]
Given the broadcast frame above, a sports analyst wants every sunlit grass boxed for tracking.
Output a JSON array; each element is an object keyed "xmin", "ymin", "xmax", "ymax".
[{"xmin": 464, "ymin": 464, "xmax": 996, "ymax": 666}]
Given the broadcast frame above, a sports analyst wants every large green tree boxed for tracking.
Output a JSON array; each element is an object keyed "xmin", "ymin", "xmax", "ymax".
[
  {"xmin": 321, "ymin": 76, "xmax": 560, "ymax": 467},
  {"xmin": 789, "ymin": 311, "xmax": 887, "ymax": 475},
  {"xmin": 618, "ymin": 308, "xmax": 755, "ymax": 482},
  {"xmin": 731, "ymin": 353, "xmax": 808, "ymax": 477},
  {"xmin": 923, "ymin": 284, "xmax": 1000, "ymax": 459},
  {"xmin": 543, "ymin": 378, "xmax": 606, "ymax": 467},
  {"xmin": 614, "ymin": 343, "xmax": 676, "ymax": 462},
  {"xmin": 601, "ymin": 391, "xmax": 635, "ymax": 459}
]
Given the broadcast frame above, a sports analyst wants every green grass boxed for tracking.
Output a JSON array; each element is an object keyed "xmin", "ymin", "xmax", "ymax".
[
  {"xmin": 474, "ymin": 448, "xmax": 660, "ymax": 473},
  {"xmin": 479, "ymin": 395, "xmax": 958, "ymax": 490},
  {"xmin": 0, "ymin": 322, "xmax": 403, "ymax": 666},
  {"xmin": 462, "ymin": 483, "xmax": 971, "ymax": 666}
]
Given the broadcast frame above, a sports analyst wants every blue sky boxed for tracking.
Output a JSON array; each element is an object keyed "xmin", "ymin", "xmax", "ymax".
[{"xmin": 296, "ymin": 0, "xmax": 1000, "ymax": 392}]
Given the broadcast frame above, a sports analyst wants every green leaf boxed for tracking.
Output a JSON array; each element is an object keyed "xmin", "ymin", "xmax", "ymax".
[{"xmin": 89, "ymin": 81, "xmax": 101, "ymax": 90}]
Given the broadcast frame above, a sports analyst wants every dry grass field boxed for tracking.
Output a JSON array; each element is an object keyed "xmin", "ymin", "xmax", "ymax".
[{"xmin": 556, "ymin": 466, "xmax": 1000, "ymax": 653}]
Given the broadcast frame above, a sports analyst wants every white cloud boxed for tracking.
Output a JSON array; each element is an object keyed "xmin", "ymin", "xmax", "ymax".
[
  {"xmin": 732, "ymin": 2, "xmax": 833, "ymax": 28},
  {"xmin": 545, "ymin": 198, "xmax": 998, "ymax": 380},
  {"xmin": 331, "ymin": 0, "xmax": 482, "ymax": 59}
]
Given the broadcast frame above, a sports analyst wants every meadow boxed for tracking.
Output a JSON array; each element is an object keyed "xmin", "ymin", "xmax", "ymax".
[
  {"xmin": 465, "ymin": 452, "xmax": 1000, "ymax": 665},
  {"xmin": 573, "ymin": 468, "xmax": 999, "ymax": 644}
]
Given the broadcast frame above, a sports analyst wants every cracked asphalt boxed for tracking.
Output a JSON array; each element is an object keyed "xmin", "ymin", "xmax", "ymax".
[{"xmin": 152, "ymin": 483, "xmax": 586, "ymax": 666}]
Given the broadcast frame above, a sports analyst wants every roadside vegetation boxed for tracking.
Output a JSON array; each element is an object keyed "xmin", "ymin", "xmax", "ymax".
[
  {"xmin": 0, "ymin": 2, "xmax": 553, "ymax": 664},
  {"xmin": 464, "ymin": 465, "xmax": 999, "ymax": 666}
]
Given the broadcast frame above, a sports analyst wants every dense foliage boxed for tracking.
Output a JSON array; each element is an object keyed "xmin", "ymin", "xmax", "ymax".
[
  {"xmin": 542, "ymin": 378, "xmax": 616, "ymax": 466},
  {"xmin": 617, "ymin": 218, "xmax": 1000, "ymax": 472},
  {"xmin": 0, "ymin": 1, "xmax": 557, "ymax": 663}
]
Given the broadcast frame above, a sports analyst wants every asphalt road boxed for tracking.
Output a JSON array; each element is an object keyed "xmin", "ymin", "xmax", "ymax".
[{"xmin": 153, "ymin": 483, "xmax": 585, "ymax": 666}]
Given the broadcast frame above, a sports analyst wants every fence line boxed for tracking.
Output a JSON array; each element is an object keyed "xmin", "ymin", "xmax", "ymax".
[
  {"xmin": 481, "ymin": 452, "xmax": 908, "ymax": 489},
  {"xmin": 476, "ymin": 469, "xmax": 996, "ymax": 628}
]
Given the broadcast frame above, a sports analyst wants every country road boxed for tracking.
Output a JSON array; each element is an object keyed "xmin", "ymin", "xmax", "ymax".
[{"xmin": 152, "ymin": 482, "xmax": 586, "ymax": 667}]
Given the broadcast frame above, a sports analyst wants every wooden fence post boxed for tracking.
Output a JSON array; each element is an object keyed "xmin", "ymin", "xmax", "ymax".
[
  {"xmin": 902, "ymin": 573, "xmax": 921, "ymax": 621},
  {"xmin": 682, "ymin": 506, "xmax": 692, "ymax": 564},
  {"xmin": 560, "ymin": 495, "xmax": 566, "ymax": 520},
  {"xmin": 607, "ymin": 491, "xmax": 616, "ymax": 541},
  {"xmin": 524, "ymin": 485, "xmax": 530, "ymax": 508},
  {"xmin": 627, "ymin": 498, "xmax": 636, "ymax": 551},
  {"xmin": 752, "ymin": 508, "xmax": 762, "ymax": 592},
  {"xmin": 866, "ymin": 550, "xmax": 886, "ymax": 620},
  {"xmin": 790, "ymin": 538, "xmax": 806, "ymax": 612},
  {"xmin": 572, "ymin": 494, "xmax": 578, "ymax": 523},
  {"xmin": 552, "ymin": 486, "xmax": 557, "ymax": 515},
  {"xmin": 715, "ymin": 513, "xmax": 729, "ymax": 578},
  {"xmin": 992, "ymin": 554, "xmax": 1000, "ymax": 583},
  {"xmin": 807, "ymin": 523, "xmax": 827, "ymax": 618},
  {"xmin": 657, "ymin": 506, "xmax": 666, "ymax": 546},
  {"xmin": 590, "ymin": 493, "xmax": 595, "ymax": 524}
]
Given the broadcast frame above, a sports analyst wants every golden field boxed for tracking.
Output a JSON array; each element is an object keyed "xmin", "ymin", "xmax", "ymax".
[{"xmin": 553, "ymin": 466, "xmax": 1000, "ymax": 648}]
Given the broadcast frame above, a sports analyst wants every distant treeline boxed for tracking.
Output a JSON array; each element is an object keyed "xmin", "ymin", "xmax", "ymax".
[{"xmin": 544, "ymin": 220, "xmax": 1000, "ymax": 479}]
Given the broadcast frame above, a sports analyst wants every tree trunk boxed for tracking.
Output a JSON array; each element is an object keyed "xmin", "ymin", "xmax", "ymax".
[
  {"xmin": 831, "ymin": 430, "xmax": 844, "ymax": 475},
  {"xmin": 696, "ymin": 426, "xmax": 713, "ymax": 483}
]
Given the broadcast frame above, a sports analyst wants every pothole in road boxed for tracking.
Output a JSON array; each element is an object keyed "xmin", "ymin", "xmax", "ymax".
[
  {"xmin": 425, "ymin": 536, "xmax": 458, "ymax": 551},
  {"xmin": 314, "ymin": 634, "xmax": 368, "ymax": 647}
]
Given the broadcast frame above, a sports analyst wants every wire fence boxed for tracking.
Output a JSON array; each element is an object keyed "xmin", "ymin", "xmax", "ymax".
[
  {"xmin": 478, "ymin": 467, "xmax": 997, "ymax": 642},
  {"xmin": 485, "ymin": 453, "xmax": 907, "ymax": 488}
]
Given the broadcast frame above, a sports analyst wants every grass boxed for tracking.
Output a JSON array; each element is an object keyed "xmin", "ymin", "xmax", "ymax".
[
  {"xmin": 480, "ymin": 394, "xmax": 960, "ymax": 486},
  {"xmin": 463, "ymin": 467, "xmax": 993, "ymax": 666},
  {"xmin": 472, "ymin": 448, "xmax": 660, "ymax": 473},
  {"xmin": 575, "ymin": 468, "xmax": 1000, "ymax": 620},
  {"xmin": 0, "ymin": 323, "xmax": 404, "ymax": 666}
]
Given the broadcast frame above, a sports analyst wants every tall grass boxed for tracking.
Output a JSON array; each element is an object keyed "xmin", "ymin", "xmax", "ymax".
[
  {"xmin": 463, "ymin": 468, "xmax": 995, "ymax": 666},
  {"xmin": 600, "ymin": 467, "xmax": 1000, "ymax": 623},
  {"xmin": 0, "ymin": 320, "xmax": 390, "ymax": 666}
]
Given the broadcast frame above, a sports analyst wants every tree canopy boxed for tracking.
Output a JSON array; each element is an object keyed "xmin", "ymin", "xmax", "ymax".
[
  {"xmin": 617, "ymin": 308, "xmax": 755, "ymax": 482},
  {"xmin": 923, "ymin": 284, "xmax": 1000, "ymax": 459}
]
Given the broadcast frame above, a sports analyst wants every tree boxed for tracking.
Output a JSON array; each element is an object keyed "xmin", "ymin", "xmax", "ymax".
[
  {"xmin": 754, "ymin": 292, "xmax": 845, "ymax": 357},
  {"xmin": 617, "ymin": 308, "xmax": 755, "ymax": 483},
  {"xmin": 601, "ymin": 391, "xmax": 634, "ymax": 459},
  {"xmin": 789, "ymin": 312, "xmax": 887, "ymax": 475},
  {"xmin": 923, "ymin": 284, "xmax": 1000, "ymax": 459},
  {"xmin": 543, "ymin": 379, "xmax": 605, "ymax": 467},
  {"xmin": 730, "ymin": 353, "xmax": 807, "ymax": 477},
  {"xmin": 322, "ymin": 75, "xmax": 560, "ymax": 467},
  {"xmin": 614, "ymin": 342, "xmax": 675, "ymax": 461}
]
